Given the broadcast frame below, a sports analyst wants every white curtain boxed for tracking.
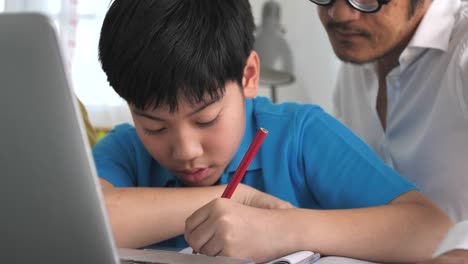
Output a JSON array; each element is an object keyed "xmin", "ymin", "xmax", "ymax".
[{"xmin": 3, "ymin": 0, "xmax": 133, "ymax": 129}]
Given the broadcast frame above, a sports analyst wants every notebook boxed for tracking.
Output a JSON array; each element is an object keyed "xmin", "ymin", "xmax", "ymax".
[
  {"xmin": 180, "ymin": 247, "xmax": 320, "ymax": 264},
  {"xmin": 0, "ymin": 12, "xmax": 253, "ymax": 264},
  {"xmin": 265, "ymin": 251, "xmax": 320, "ymax": 264}
]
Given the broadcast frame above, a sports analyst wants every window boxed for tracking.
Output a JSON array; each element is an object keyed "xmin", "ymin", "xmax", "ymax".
[
  {"xmin": 67, "ymin": 1, "xmax": 124, "ymax": 105},
  {"xmin": 70, "ymin": 1, "xmax": 132, "ymax": 127},
  {"xmin": 3, "ymin": 0, "xmax": 132, "ymax": 128}
]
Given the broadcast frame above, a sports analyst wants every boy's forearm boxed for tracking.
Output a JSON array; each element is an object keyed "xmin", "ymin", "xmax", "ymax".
[
  {"xmin": 101, "ymin": 184, "xmax": 226, "ymax": 248},
  {"xmin": 99, "ymin": 177, "xmax": 290, "ymax": 249},
  {"xmin": 274, "ymin": 191, "xmax": 452, "ymax": 263}
]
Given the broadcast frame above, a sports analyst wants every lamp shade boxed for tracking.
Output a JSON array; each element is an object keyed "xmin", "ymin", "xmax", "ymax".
[{"xmin": 254, "ymin": 0, "xmax": 295, "ymax": 88}]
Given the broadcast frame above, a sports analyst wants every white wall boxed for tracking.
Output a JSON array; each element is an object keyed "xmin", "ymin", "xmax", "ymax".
[
  {"xmin": 251, "ymin": 0, "xmax": 340, "ymax": 113},
  {"xmin": 0, "ymin": 0, "xmax": 340, "ymax": 126}
]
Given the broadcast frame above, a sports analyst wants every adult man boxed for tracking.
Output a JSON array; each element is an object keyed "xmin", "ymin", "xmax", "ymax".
[{"xmin": 310, "ymin": 0, "xmax": 468, "ymax": 262}]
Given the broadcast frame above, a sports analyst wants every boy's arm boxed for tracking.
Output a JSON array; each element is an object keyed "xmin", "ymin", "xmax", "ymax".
[
  {"xmin": 185, "ymin": 190, "xmax": 452, "ymax": 263},
  {"xmin": 99, "ymin": 178, "xmax": 292, "ymax": 248},
  {"xmin": 94, "ymin": 126, "xmax": 293, "ymax": 248},
  {"xmin": 284, "ymin": 190, "xmax": 452, "ymax": 263}
]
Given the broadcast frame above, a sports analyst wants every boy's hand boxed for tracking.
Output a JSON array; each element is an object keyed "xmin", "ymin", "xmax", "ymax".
[
  {"xmin": 184, "ymin": 198, "xmax": 292, "ymax": 263},
  {"xmin": 234, "ymin": 184, "xmax": 294, "ymax": 209}
]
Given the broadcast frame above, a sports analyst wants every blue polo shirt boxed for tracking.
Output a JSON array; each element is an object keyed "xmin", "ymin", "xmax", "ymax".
[{"xmin": 93, "ymin": 96, "xmax": 416, "ymax": 249}]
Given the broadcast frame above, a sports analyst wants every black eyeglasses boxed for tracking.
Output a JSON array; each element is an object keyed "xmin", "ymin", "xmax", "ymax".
[{"xmin": 309, "ymin": 0, "xmax": 390, "ymax": 13}]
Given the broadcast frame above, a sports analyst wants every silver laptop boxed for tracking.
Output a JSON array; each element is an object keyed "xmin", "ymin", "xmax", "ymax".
[{"xmin": 0, "ymin": 12, "xmax": 253, "ymax": 264}]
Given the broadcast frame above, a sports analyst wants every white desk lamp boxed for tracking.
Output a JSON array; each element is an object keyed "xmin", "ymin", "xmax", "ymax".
[{"xmin": 254, "ymin": 0, "xmax": 295, "ymax": 103}]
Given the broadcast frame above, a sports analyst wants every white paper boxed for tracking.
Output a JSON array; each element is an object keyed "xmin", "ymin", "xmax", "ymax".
[
  {"xmin": 180, "ymin": 247, "xmax": 320, "ymax": 264},
  {"xmin": 265, "ymin": 251, "xmax": 320, "ymax": 264}
]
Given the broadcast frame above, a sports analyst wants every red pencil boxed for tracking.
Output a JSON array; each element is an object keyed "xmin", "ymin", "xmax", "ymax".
[
  {"xmin": 221, "ymin": 127, "xmax": 268, "ymax": 199},
  {"xmin": 192, "ymin": 128, "xmax": 268, "ymax": 254}
]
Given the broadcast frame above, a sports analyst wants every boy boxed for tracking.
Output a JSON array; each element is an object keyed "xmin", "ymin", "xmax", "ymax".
[{"xmin": 94, "ymin": 0, "xmax": 452, "ymax": 263}]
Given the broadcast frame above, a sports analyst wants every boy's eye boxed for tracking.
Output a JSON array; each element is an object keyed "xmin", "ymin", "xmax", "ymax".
[
  {"xmin": 143, "ymin": 127, "xmax": 167, "ymax": 135},
  {"xmin": 196, "ymin": 116, "xmax": 219, "ymax": 127}
]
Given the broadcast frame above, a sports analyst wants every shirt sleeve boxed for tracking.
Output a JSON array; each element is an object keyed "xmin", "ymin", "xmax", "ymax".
[
  {"xmin": 433, "ymin": 221, "xmax": 468, "ymax": 257},
  {"xmin": 92, "ymin": 124, "xmax": 139, "ymax": 187}
]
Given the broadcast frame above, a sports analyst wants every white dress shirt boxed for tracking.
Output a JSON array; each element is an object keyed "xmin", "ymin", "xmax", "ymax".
[
  {"xmin": 333, "ymin": 0, "xmax": 468, "ymax": 222},
  {"xmin": 333, "ymin": 0, "xmax": 468, "ymax": 255},
  {"xmin": 434, "ymin": 220, "xmax": 468, "ymax": 257}
]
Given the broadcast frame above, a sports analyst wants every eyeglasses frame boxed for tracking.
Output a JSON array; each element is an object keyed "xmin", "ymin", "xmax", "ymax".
[{"xmin": 310, "ymin": 0, "xmax": 391, "ymax": 13}]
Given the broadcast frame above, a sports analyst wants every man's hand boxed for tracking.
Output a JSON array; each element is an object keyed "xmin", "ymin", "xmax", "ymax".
[{"xmin": 417, "ymin": 250, "xmax": 468, "ymax": 264}]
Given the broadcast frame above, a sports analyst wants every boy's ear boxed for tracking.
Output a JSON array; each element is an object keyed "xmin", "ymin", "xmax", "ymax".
[{"xmin": 242, "ymin": 51, "xmax": 260, "ymax": 98}]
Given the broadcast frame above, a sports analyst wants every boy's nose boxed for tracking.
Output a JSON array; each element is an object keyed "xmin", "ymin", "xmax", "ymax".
[
  {"xmin": 327, "ymin": 0, "xmax": 361, "ymax": 22},
  {"xmin": 171, "ymin": 134, "xmax": 203, "ymax": 162}
]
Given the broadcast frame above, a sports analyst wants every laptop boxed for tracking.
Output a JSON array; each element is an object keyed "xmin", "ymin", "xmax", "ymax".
[{"xmin": 0, "ymin": 12, "xmax": 253, "ymax": 264}]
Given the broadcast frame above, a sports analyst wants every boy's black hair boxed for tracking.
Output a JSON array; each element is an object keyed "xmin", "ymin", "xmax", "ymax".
[{"xmin": 98, "ymin": 0, "xmax": 255, "ymax": 112}]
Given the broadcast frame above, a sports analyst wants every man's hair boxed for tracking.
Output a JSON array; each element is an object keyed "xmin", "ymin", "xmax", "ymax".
[{"xmin": 98, "ymin": 0, "xmax": 255, "ymax": 111}]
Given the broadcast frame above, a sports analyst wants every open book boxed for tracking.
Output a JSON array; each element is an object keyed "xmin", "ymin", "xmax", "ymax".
[
  {"xmin": 265, "ymin": 251, "xmax": 320, "ymax": 264},
  {"xmin": 180, "ymin": 247, "xmax": 320, "ymax": 264}
]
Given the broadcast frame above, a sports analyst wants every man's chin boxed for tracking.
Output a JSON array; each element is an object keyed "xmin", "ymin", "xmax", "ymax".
[
  {"xmin": 336, "ymin": 53, "xmax": 376, "ymax": 65},
  {"xmin": 333, "ymin": 45, "xmax": 398, "ymax": 65}
]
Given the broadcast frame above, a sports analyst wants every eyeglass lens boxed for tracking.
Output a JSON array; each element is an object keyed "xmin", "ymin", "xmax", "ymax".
[
  {"xmin": 349, "ymin": 0, "xmax": 379, "ymax": 11},
  {"xmin": 310, "ymin": 0, "xmax": 380, "ymax": 12}
]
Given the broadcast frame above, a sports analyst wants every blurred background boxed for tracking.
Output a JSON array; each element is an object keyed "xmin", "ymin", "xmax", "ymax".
[{"xmin": 0, "ymin": 0, "xmax": 340, "ymax": 132}]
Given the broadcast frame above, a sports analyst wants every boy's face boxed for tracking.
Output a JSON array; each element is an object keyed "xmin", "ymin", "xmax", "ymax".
[
  {"xmin": 130, "ymin": 53, "xmax": 259, "ymax": 187},
  {"xmin": 131, "ymin": 85, "xmax": 245, "ymax": 187}
]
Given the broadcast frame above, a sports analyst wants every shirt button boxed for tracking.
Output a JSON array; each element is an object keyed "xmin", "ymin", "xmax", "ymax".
[{"xmin": 405, "ymin": 54, "xmax": 412, "ymax": 61}]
